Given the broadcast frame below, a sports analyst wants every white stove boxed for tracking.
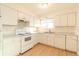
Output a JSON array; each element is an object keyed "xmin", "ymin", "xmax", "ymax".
[{"xmin": 17, "ymin": 33, "xmax": 32, "ymax": 53}]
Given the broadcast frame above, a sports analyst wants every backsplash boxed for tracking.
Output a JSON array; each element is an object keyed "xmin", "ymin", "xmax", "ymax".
[
  {"xmin": 2, "ymin": 25, "xmax": 17, "ymax": 35},
  {"xmin": 51, "ymin": 26, "xmax": 76, "ymax": 33},
  {"xmin": 37, "ymin": 26, "xmax": 76, "ymax": 33}
]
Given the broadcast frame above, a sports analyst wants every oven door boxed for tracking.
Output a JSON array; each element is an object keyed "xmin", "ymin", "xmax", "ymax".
[{"xmin": 25, "ymin": 37, "xmax": 31, "ymax": 42}]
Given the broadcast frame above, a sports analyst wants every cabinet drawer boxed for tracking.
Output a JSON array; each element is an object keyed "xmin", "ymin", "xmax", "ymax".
[{"xmin": 66, "ymin": 35, "xmax": 77, "ymax": 40}]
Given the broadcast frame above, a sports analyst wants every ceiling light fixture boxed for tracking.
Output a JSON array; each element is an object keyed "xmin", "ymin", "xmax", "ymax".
[{"xmin": 40, "ymin": 3, "xmax": 48, "ymax": 8}]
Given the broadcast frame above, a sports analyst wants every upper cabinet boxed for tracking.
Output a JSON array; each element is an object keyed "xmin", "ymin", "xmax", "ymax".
[
  {"xmin": 33, "ymin": 19, "xmax": 41, "ymax": 27},
  {"xmin": 55, "ymin": 13, "xmax": 76, "ymax": 26},
  {"xmin": 67, "ymin": 13, "xmax": 76, "ymax": 26},
  {"xmin": 17, "ymin": 12, "xmax": 31, "ymax": 27},
  {"xmin": 29, "ymin": 16, "xmax": 34, "ymax": 27},
  {"xmin": 54, "ymin": 16, "xmax": 60, "ymax": 26},
  {"xmin": 60, "ymin": 15, "xmax": 68, "ymax": 26},
  {"xmin": 29, "ymin": 17, "xmax": 39, "ymax": 27},
  {"xmin": 18, "ymin": 12, "xmax": 31, "ymax": 21},
  {"xmin": 18, "ymin": 12, "xmax": 25, "ymax": 20},
  {"xmin": 0, "ymin": 5, "xmax": 2, "ymax": 30},
  {"xmin": 55, "ymin": 15, "xmax": 67, "ymax": 26},
  {"xmin": 0, "ymin": 5, "xmax": 18, "ymax": 25}
]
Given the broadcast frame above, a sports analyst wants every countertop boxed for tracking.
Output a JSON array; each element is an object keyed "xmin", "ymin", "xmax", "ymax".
[{"xmin": 32, "ymin": 32, "xmax": 78, "ymax": 36}]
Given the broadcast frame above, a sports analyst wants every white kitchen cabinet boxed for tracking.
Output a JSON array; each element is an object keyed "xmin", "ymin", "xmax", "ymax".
[
  {"xmin": 29, "ymin": 16, "xmax": 35, "ymax": 27},
  {"xmin": 77, "ymin": 40, "xmax": 79, "ymax": 55},
  {"xmin": 31, "ymin": 34, "xmax": 39, "ymax": 45},
  {"xmin": 38, "ymin": 34, "xmax": 48, "ymax": 45},
  {"xmin": 32, "ymin": 33, "xmax": 47, "ymax": 44},
  {"xmin": 37, "ymin": 33, "xmax": 55, "ymax": 46},
  {"xmin": 18, "ymin": 12, "xmax": 29, "ymax": 20},
  {"xmin": 3, "ymin": 36, "xmax": 20, "ymax": 56},
  {"xmin": 66, "ymin": 35, "xmax": 77, "ymax": 52},
  {"xmin": 54, "ymin": 16, "xmax": 61, "ymax": 26},
  {"xmin": 18, "ymin": 12, "xmax": 24, "ymax": 19},
  {"xmin": 55, "ymin": 15, "xmax": 67, "ymax": 26},
  {"xmin": 1, "ymin": 5, "xmax": 17, "ymax": 25},
  {"xmin": 0, "ymin": 5, "xmax": 3, "ymax": 55},
  {"xmin": 33, "ymin": 19, "xmax": 41, "ymax": 27},
  {"xmin": 18, "ymin": 12, "xmax": 30, "ymax": 24},
  {"xmin": 47, "ymin": 34, "xmax": 55, "ymax": 46},
  {"xmin": 18, "ymin": 12, "xmax": 26, "ymax": 21},
  {"xmin": 59, "ymin": 15, "xmax": 67, "ymax": 26},
  {"xmin": 0, "ymin": 48, "xmax": 2, "ymax": 56},
  {"xmin": 0, "ymin": 32, "xmax": 3, "ymax": 56},
  {"xmin": 54, "ymin": 35, "xmax": 65, "ymax": 49},
  {"xmin": 0, "ymin": 5, "xmax": 2, "ymax": 30},
  {"xmin": 55, "ymin": 13, "xmax": 76, "ymax": 26},
  {"xmin": 67, "ymin": 13, "xmax": 76, "ymax": 26}
]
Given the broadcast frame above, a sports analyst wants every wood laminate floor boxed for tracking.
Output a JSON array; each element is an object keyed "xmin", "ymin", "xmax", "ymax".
[{"xmin": 21, "ymin": 43, "xmax": 77, "ymax": 56}]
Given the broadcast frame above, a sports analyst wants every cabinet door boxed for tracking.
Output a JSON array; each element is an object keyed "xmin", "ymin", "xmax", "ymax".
[
  {"xmin": 29, "ymin": 16, "xmax": 35, "ymax": 27},
  {"xmin": 67, "ymin": 13, "xmax": 76, "ymax": 26},
  {"xmin": 59, "ymin": 15, "xmax": 67, "ymax": 26},
  {"xmin": 55, "ymin": 15, "xmax": 67, "ymax": 26},
  {"xmin": 3, "ymin": 37, "xmax": 20, "ymax": 56},
  {"xmin": 1, "ymin": 6, "xmax": 17, "ymax": 25},
  {"xmin": 0, "ymin": 32, "xmax": 2, "ymax": 56},
  {"xmin": 66, "ymin": 35, "xmax": 77, "ymax": 52},
  {"xmin": 31, "ymin": 34, "xmax": 39, "ymax": 46},
  {"xmin": 18, "ymin": 12, "xmax": 25, "ymax": 20},
  {"xmin": 54, "ymin": 16, "xmax": 60, "ymax": 26},
  {"xmin": 47, "ymin": 34, "xmax": 55, "ymax": 46},
  {"xmin": 33, "ymin": 19, "xmax": 40, "ymax": 27},
  {"xmin": 38, "ymin": 34, "xmax": 48, "ymax": 44},
  {"xmin": 54, "ymin": 35, "xmax": 65, "ymax": 49},
  {"xmin": 13, "ymin": 37, "xmax": 20, "ymax": 55},
  {"xmin": 0, "ymin": 5, "xmax": 2, "ymax": 30},
  {"xmin": 77, "ymin": 40, "xmax": 79, "ymax": 55}
]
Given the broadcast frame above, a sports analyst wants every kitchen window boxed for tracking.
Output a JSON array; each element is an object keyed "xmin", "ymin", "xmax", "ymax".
[{"xmin": 41, "ymin": 18, "xmax": 55, "ymax": 29}]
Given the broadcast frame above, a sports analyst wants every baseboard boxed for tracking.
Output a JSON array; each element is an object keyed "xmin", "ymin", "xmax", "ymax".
[
  {"xmin": 38, "ymin": 42, "xmax": 77, "ymax": 54},
  {"xmin": 18, "ymin": 42, "xmax": 77, "ymax": 56}
]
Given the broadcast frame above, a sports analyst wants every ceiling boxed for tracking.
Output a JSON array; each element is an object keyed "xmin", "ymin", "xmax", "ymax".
[{"xmin": 1, "ymin": 3, "xmax": 78, "ymax": 17}]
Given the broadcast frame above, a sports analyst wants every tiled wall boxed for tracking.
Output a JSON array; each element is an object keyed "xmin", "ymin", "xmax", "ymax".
[
  {"xmin": 2, "ymin": 25, "xmax": 17, "ymax": 35},
  {"xmin": 51, "ymin": 26, "xmax": 76, "ymax": 33},
  {"xmin": 37, "ymin": 26, "xmax": 76, "ymax": 33}
]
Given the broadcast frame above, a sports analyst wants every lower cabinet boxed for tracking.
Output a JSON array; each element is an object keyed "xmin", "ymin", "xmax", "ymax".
[
  {"xmin": 0, "ymin": 43, "xmax": 2, "ymax": 56},
  {"xmin": 40, "ymin": 34, "xmax": 49, "ymax": 45},
  {"xmin": 31, "ymin": 33, "xmax": 50, "ymax": 45},
  {"xmin": 77, "ymin": 40, "xmax": 79, "ymax": 55},
  {"xmin": 2, "ymin": 33, "xmax": 78, "ymax": 56},
  {"xmin": 54, "ymin": 35, "xmax": 65, "ymax": 49},
  {"xmin": 37, "ymin": 33, "xmax": 66, "ymax": 49},
  {"xmin": 46, "ymin": 34, "xmax": 55, "ymax": 46},
  {"xmin": 0, "ymin": 32, "xmax": 2, "ymax": 56},
  {"xmin": 20, "ymin": 34, "xmax": 77, "ymax": 54},
  {"xmin": 66, "ymin": 35, "xmax": 77, "ymax": 52},
  {"xmin": 31, "ymin": 34, "xmax": 39, "ymax": 45},
  {"xmin": 3, "ymin": 36, "xmax": 20, "ymax": 56}
]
